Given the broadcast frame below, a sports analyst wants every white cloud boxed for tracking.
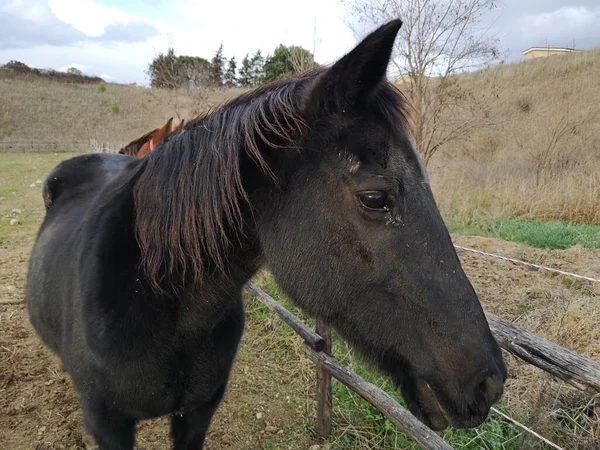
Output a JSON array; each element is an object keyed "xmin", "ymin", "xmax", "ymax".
[
  {"xmin": 527, "ymin": 6, "xmax": 595, "ymax": 29},
  {"xmin": 515, "ymin": 5, "xmax": 600, "ymax": 49},
  {"xmin": 488, "ymin": 3, "xmax": 600, "ymax": 58},
  {"xmin": 3, "ymin": 0, "xmax": 600, "ymax": 86},
  {"xmin": 48, "ymin": 0, "xmax": 151, "ymax": 36},
  {"xmin": 0, "ymin": 41, "xmax": 156, "ymax": 82},
  {"xmin": 59, "ymin": 62, "xmax": 86, "ymax": 72},
  {"xmin": 0, "ymin": 0, "xmax": 356, "ymax": 84},
  {"xmin": 166, "ymin": 0, "xmax": 354, "ymax": 66}
]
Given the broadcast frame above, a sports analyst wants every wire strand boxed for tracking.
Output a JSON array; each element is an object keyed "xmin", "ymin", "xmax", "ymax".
[{"xmin": 454, "ymin": 245, "xmax": 600, "ymax": 283}]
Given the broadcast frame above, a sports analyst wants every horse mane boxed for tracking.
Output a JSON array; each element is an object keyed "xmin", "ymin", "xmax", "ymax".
[
  {"xmin": 133, "ymin": 72, "xmax": 317, "ymax": 292},
  {"xmin": 133, "ymin": 70, "xmax": 409, "ymax": 292}
]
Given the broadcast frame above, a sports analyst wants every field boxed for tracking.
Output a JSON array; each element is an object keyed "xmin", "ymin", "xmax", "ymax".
[
  {"xmin": 1, "ymin": 152, "xmax": 598, "ymax": 449},
  {"xmin": 1, "ymin": 49, "xmax": 600, "ymax": 449}
]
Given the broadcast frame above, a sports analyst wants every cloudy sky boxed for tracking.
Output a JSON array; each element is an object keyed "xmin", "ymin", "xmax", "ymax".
[{"xmin": 1, "ymin": 0, "xmax": 599, "ymax": 85}]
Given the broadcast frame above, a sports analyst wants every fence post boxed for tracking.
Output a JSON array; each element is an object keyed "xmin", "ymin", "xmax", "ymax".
[{"xmin": 315, "ymin": 320, "xmax": 332, "ymax": 438}]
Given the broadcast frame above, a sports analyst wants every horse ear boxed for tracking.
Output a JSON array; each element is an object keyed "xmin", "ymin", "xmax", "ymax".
[
  {"xmin": 149, "ymin": 117, "xmax": 173, "ymax": 150},
  {"xmin": 137, "ymin": 141, "xmax": 152, "ymax": 157},
  {"xmin": 136, "ymin": 118, "xmax": 173, "ymax": 157},
  {"xmin": 172, "ymin": 119, "xmax": 185, "ymax": 134},
  {"xmin": 304, "ymin": 19, "xmax": 402, "ymax": 115},
  {"xmin": 163, "ymin": 117, "xmax": 174, "ymax": 135}
]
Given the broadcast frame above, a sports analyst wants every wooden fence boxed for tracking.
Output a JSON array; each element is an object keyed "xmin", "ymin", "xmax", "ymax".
[
  {"xmin": 0, "ymin": 139, "xmax": 118, "ymax": 153},
  {"xmin": 244, "ymin": 281, "xmax": 600, "ymax": 449}
]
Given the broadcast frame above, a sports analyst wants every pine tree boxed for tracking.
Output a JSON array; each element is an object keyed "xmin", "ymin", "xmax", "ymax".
[
  {"xmin": 210, "ymin": 43, "xmax": 225, "ymax": 87},
  {"xmin": 249, "ymin": 50, "xmax": 265, "ymax": 86},
  {"xmin": 223, "ymin": 57, "xmax": 237, "ymax": 87},
  {"xmin": 238, "ymin": 54, "xmax": 252, "ymax": 87},
  {"xmin": 238, "ymin": 51, "xmax": 264, "ymax": 87}
]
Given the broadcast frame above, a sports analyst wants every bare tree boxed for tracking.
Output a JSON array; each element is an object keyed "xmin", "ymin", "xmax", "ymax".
[
  {"xmin": 146, "ymin": 47, "xmax": 212, "ymax": 120},
  {"xmin": 530, "ymin": 106, "xmax": 598, "ymax": 186},
  {"xmin": 343, "ymin": 0, "xmax": 500, "ymax": 164},
  {"xmin": 290, "ymin": 46, "xmax": 317, "ymax": 74}
]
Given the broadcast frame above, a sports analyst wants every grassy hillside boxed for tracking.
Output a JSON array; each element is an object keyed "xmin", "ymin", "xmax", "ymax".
[
  {"xmin": 2, "ymin": 49, "xmax": 598, "ymax": 226},
  {"xmin": 426, "ymin": 49, "xmax": 600, "ymax": 227},
  {"xmin": 0, "ymin": 77, "xmax": 245, "ymax": 150}
]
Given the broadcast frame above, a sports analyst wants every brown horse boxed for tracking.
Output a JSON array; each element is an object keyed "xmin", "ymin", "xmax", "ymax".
[{"xmin": 119, "ymin": 118, "xmax": 185, "ymax": 157}]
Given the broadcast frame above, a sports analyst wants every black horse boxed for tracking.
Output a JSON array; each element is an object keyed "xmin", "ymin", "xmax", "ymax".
[{"xmin": 26, "ymin": 20, "xmax": 506, "ymax": 449}]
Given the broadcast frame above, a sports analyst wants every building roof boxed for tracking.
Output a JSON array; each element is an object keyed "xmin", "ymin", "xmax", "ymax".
[{"xmin": 522, "ymin": 47, "xmax": 578, "ymax": 55}]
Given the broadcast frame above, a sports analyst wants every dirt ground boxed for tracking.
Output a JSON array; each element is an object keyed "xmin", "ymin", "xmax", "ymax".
[
  {"xmin": 0, "ymin": 246, "xmax": 319, "ymax": 450},
  {"xmin": 0, "ymin": 300, "xmax": 318, "ymax": 450},
  {"xmin": 1, "ymin": 154, "xmax": 599, "ymax": 449}
]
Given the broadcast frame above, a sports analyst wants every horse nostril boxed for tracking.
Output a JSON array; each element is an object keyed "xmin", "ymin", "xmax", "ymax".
[{"xmin": 478, "ymin": 375, "xmax": 504, "ymax": 406}]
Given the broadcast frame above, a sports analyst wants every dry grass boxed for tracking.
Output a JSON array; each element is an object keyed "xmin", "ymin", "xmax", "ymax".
[
  {"xmin": 423, "ymin": 48, "xmax": 600, "ymax": 224},
  {"xmin": 0, "ymin": 77, "xmax": 246, "ymax": 149},
  {"xmin": 452, "ymin": 235, "xmax": 600, "ymax": 449}
]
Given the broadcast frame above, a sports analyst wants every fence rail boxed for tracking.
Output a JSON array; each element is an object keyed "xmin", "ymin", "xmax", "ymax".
[
  {"xmin": 302, "ymin": 344, "xmax": 453, "ymax": 450},
  {"xmin": 245, "ymin": 283, "xmax": 452, "ymax": 449},
  {"xmin": 5, "ymin": 262, "xmax": 597, "ymax": 447},
  {"xmin": 455, "ymin": 245, "xmax": 600, "ymax": 284},
  {"xmin": 486, "ymin": 312, "xmax": 600, "ymax": 394},
  {"xmin": 0, "ymin": 139, "xmax": 119, "ymax": 152}
]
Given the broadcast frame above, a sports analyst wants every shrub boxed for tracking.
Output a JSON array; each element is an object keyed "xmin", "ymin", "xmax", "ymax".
[
  {"xmin": 97, "ymin": 82, "xmax": 106, "ymax": 93},
  {"xmin": 111, "ymin": 102, "xmax": 119, "ymax": 114},
  {"xmin": 517, "ymin": 97, "xmax": 531, "ymax": 113},
  {"xmin": 3, "ymin": 60, "xmax": 31, "ymax": 73}
]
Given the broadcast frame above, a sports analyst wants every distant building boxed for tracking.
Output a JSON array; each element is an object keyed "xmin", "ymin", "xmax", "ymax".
[
  {"xmin": 394, "ymin": 74, "xmax": 413, "ymax": 85},
  {"xmin": 522, "ymin": 47, "xmax": 579, "ymax": 60},
  {"xmin": 393, "ymin": 74, "xmax": 435, "ymax": 85}
]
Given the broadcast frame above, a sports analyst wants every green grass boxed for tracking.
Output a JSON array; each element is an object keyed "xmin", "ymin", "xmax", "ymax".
[
  {"xmin": 449, "ymin": 217, "xmax": 600, "ymax": 250},
  {"xmin": 248, "ymin": 273, "xmax": 552, "ymax": 450},
  {"xmin": 0, "ymin": 152, "xmax": 78, "ymax": 247}
]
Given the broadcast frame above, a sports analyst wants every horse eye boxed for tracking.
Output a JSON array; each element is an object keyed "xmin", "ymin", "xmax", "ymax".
[{"xmin": 358, "ymin": 191, "xmax": 388, "ymax": 211}]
